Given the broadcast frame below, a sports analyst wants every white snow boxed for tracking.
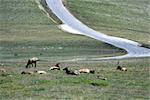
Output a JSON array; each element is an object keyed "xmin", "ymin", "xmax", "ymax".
[
  {"xmin": 45, "ymin": 0, "xmax": 150, "ymax": 60},
  {"xmin": 58, "ymin": 24, "xmax": 83, "ymax": 35}
]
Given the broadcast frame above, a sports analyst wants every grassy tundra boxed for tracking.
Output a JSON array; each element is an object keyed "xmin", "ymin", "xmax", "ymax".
[
  {"xmin": 0, "ymin": 0, "xmax": 150, "ymax": 99},
  {"xmin": 0, "ymin": 0, "xmax": 124, "ymax": 62},
  {"xmin": 65, "ymin": 0, "xmax": 150, "ymax": 44},
  {"xmin": 0, "ymin": 59, "xmax": 149, "ymax": 100}
]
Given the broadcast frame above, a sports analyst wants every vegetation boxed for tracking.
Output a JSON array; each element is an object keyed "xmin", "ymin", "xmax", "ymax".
[
  {"xmin": 0, "ymin": 58, "xmax": 149, "ymax": 100},
  {"xmin": 0, "ymin": 0, "xmax": 149, "ymax": 99},
  {"xmin": 65, "ymin": 0, "xmax": 150, "ymax": 45},
  {"xmin": 0, "ymin": 0, "xmax": 124, "ymax": 62}
]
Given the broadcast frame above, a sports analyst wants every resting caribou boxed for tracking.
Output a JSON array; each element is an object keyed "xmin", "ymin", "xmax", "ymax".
[
  {"xmin": 116, "ymin": 66, "xmax": 127, "ymax": 71},
  {"xmin": 63, "ymin": 67, "xmax": 80, "ymax": 75},
  {"xmin": 49, "ymin": 63, "xmax": 61, "ymax": 70},
  {"xmin": 116, "ymin": 61, "xmax": 127, "ymax": 71},
  {"xmin": 0, "ymin": 68, "xmax": 7, "ymax": 73},
  {"xmin": 79, "ymin": 68, "xmax": 95, "ymax": 74}
]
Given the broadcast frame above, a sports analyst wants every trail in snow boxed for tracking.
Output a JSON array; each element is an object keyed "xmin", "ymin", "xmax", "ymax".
[{"xmin": 45, "ymin": 0, "xmax": 150, "ymax": 61}]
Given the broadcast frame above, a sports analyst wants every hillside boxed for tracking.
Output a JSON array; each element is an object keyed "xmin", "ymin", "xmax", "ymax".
[
  {"xmin": 0, "ymin": 0, "xmax": 124, "ymax": 62},
  {"xmin": 0, "ymin": 0, "xmax": 149, "ymax": 100},
  {"xmin": 65, "ymin": 0, "xmax": 150, "ymax": 44}
]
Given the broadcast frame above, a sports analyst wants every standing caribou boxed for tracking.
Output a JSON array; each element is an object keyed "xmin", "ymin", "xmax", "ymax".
[{"xmin": 25, "ymin": 57, "xmax": 39, "ymax": 68}]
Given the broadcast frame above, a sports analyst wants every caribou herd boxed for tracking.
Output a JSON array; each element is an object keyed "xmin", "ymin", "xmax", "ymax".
[{"xmin": 0, "ymin": 57, "xmax": 128, "ymax": 80}]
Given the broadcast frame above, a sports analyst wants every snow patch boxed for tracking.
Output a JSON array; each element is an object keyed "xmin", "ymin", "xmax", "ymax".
[
  {"xmin": 45, "ymin": 0, "xmax": 150, "ymax": 59},
  {"xmin": 58, "ymin": 24, "xmax": 84, "ymax": 35}
]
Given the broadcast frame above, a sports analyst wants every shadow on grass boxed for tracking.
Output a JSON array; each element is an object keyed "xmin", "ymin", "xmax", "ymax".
[
  {"xmin": 40, "ymin": 0, "xmax": 62, "ymax": 24},
  {"xmin": 140, "ymin": 43, "xmax": 150, "ymax": 49},
  {"xmin": 61, "ymin": 76, "xmax": 109, "ymax": 87}
]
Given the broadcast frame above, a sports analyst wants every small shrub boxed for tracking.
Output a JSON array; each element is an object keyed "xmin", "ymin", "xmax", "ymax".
[{"xmin": 90, "ymin": 80, "xmax": 108, "ymax": 87}]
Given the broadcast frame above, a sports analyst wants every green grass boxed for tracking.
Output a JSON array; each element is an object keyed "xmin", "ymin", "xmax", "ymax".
[
  {"xmin": 0, "ymin": 0, "xmax": 150, "ymax": 99},
  {"xmin": 0, "ymin": 58, "xmax": 149, "ymax": 100},
  {"xmin": 65, "ymin": 0, "xmax": 150, "ymax": 44},
  {"xmin": 0, "ymin": 0, "xmax": 125, "ymax": 62}
]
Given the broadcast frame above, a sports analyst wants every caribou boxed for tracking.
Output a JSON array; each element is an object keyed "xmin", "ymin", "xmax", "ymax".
[
  {"xmin": 79, "ymin": 68, "xmax": 95, "ymax": 74},
  {"xmin": 25, "ymin": 57, "xmax": 39, "ymax": 68},
  {"xmin": 116, "ymin": 61, "xmax": 127, "ymax": 71},
  {"xmin": 49, "ymin": 63, "xmax": 61, "ymax": 70},
  {"xmin": 63, "ymin": 67, "xmax": 80, "ymax": 75}
]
